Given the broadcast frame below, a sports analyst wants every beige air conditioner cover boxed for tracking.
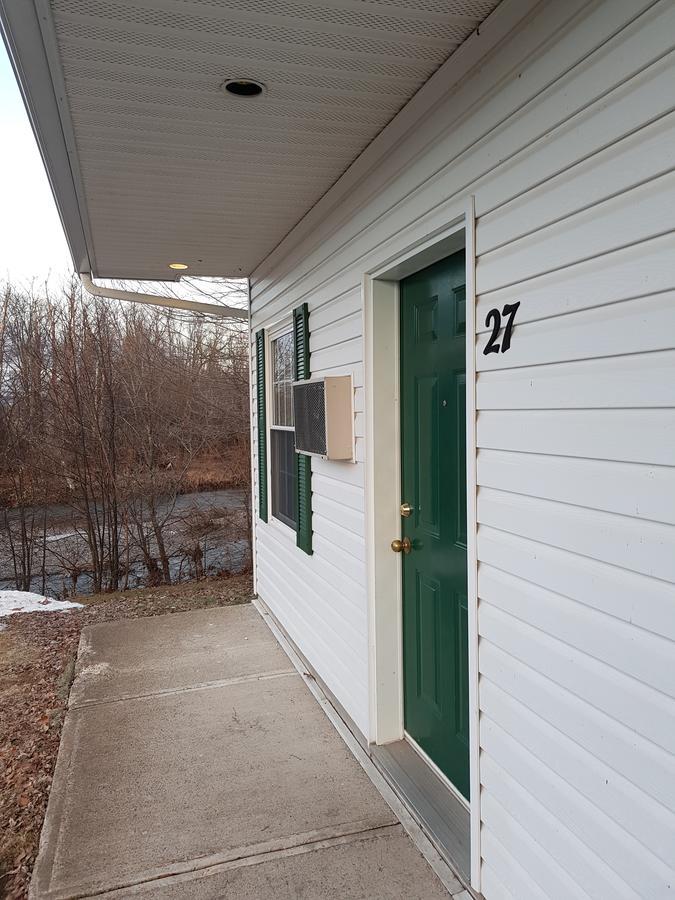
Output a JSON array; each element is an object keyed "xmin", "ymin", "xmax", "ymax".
[{"xmin": 293, "ymin": 375, "xmax": 354, "ymax": 461}]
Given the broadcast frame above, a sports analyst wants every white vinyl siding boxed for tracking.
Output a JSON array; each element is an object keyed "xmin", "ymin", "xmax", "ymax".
[
  {"xmin": 251, "ymin": 285, "xmax": 370, "ymax": 732},
  {"xmin": 250, "ymin": 0, "xmax": 675, "ymax": 894}
]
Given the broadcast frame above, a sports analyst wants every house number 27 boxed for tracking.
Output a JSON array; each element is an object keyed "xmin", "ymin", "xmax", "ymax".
[{"xmin": 483, "ymin": 301, "xmax": 520, "ymax": 355}]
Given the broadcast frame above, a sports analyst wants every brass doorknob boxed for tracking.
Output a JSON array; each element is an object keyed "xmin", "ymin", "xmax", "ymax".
[{"xmin": 391, "ymin": 537, "xmax": 412, "ymax": 554}]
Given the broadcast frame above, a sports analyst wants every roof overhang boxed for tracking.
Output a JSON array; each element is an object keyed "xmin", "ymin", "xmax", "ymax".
[
  {"xmin": 1, "ymin": 0, "xmax": 91, "ymax": 274},
  {"xmin": 1, "ymin": 0, "xmax": 521, "ymax": 281}
]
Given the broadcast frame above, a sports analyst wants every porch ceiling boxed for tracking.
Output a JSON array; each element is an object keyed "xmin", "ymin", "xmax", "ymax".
[{"xmin": 2, "ymin": 0, "xmax": 500, "ymax": 280}]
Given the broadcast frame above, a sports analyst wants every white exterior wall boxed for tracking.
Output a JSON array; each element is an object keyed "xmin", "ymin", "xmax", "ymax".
[{"xmin": 250, "ymin": 0, "xmax": 675, "ymax": 896}]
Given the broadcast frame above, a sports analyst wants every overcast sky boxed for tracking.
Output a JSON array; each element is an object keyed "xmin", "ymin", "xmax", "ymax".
[{"xmin": 0, "ymin": 44, "xmax": 72, "ymax": 286}]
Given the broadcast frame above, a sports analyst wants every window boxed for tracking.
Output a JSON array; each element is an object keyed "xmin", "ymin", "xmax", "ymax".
[{"xmin": 270, "ymin": 329, "xmax": 297, "ymax": 529}]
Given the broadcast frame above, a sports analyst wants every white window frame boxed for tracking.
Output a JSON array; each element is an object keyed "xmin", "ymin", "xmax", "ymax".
[{"xmin": 266, "ymin": 318, "xmax": 297, "ymax": 533}]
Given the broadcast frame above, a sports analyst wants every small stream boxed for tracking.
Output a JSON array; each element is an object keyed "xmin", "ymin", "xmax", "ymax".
[{"xmin": 0, "ymin": 489, "xmax": 250, "ymax": 599}]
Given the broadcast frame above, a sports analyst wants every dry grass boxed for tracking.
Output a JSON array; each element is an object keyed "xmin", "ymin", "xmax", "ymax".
[
  {"xmin": 0, "ymin": 574, "xmax": 253, "ymax": 899},
  {"xmin": 181, "ymin": 452, "xmax": 249, "ymax": 494},
  {"xmin": 0, "ymin": 454, "xmax": 249, "ymax": 508}
]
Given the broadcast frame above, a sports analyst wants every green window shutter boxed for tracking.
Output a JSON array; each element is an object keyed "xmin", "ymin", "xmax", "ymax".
[
  {"xmin": 255, "ymin": 329, "xmax": 268, "ymax": 522},
  {"xmin": 294, "ymin": 303, "xmax": 310, "ymax": 380},
  {"xmin": 293, "ymin": 304, "xmax": 312, "ymax": 555}
]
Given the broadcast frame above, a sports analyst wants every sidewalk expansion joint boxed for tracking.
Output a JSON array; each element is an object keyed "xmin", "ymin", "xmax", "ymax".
[
  {"xmin": 57, "ymin": 822, "xmax": 402, "ymax": 899},
  {"xmin": 69, "ymin": 669, "xmax": 298, "ymax": 710}
]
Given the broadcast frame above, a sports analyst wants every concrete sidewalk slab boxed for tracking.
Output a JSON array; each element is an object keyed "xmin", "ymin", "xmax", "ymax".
[
  {"xmin": 97, "ymin": 827, "xmax": 452, "ymax": 899},
  {"xmin": 32, "ymin": 603, "xmax": 454, "ymax": 899},
  {"xmin": 70, "ymin": 604, "xmax": 288, "ymax": 706}
]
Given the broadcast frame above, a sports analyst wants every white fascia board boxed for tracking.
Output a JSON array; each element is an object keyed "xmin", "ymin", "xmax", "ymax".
[{"xmin": 0, "ymin": 0, "xmax": 92, "ymax": 275}]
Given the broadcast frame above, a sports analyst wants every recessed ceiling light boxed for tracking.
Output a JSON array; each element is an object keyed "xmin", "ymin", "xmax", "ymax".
[
  {"xmin": 221, "ymin": 78, "xmax": 266, "ymax": 98},
  {"xmin": 168, "ymin": 262, "xmax": 189, "ymax": 270}
]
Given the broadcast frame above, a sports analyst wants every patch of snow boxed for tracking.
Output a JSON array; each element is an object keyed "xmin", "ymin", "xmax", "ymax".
[{"xmin": 0, "ymin": 590, "xmax": 82, "ymax": 618}]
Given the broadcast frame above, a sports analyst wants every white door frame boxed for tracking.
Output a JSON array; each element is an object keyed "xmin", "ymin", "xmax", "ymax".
[{"xmin": 362, "ymin": 197, "xmax": 480, "ymax": 891}]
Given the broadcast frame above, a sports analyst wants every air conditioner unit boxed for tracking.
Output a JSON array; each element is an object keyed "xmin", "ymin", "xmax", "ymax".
[{"xmin": 293, "ymin": 375, "xmax": 354, "ymax": 461}]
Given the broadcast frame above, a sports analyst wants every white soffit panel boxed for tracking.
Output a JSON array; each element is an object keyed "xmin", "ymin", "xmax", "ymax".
[{"xmin": 45, "ymin": 0, "xmax": 500, "ymax": 279}]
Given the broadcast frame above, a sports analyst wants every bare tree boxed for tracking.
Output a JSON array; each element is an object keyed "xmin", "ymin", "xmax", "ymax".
[
  {"xmin": 0, "ymin": 285, "xmax": 50, "ymax": 589},
  {"xmin": 0, "ymin": 276, "xmax": 251, "ymax": 596}
]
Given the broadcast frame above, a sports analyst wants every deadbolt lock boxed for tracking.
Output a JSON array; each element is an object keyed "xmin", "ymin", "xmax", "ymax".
[{"xmin": 400, "ymin": 502, "xmax": 413, "ymax": 518}]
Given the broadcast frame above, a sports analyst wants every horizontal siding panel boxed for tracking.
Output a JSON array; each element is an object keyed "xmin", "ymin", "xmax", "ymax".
[
  {"xmin": 310, "ymin": 336, "xmax": 362, "ymax": 371},
  {"xmin": 477, "ymin": 349, "xmax": 675, "ymax": 409},
  {"xmin": 263, "ymin": 284, "xmax": 360, "ymax": 332},
  {"xmin": 312, "ymin": 494, "xmax": 364, "ymax": 537},
  {"xmin": 478, "ymin": 409, "xmax": 675, "ymax": 466},
  {"xmin": 479, "ymin": 600, "xmax": 675, "ymax": 756},
  {"xmin": 252, "ymin": 269, "xmax": 361, "ymax": 330},
  {"xmin": 252, "ymin": 266, "xmax": 361, "ymax": 333},
  {"xmin": 299, "ymin": 561, "xmax": 366, "ymax": 616},
  {"xmin": 480, "ymin": 791, "xmax": 593, "ymax": 900},
  {"xmin": 477, "ymin": 449, "xmax": 675, "ymax": 524},
  {"xmin": 308, "ymin": 289, "xmax": 361, "ymax": 332},
  {"xmin": 480, "ymin": 861, "xmax": 517, "ymax": 900},
  {"xmin": 309, "ymin": 310, "xmax": 362, "ymax": 354},
  {"xmin": 481, "ymin": 756, "xmax": 640, "ymax": 900},
  {"xmin": 475, "ymin": 47, "xmax": 675, "ymax": 219},
  {"xmin": 478, "ymin": 481, "xmax": 675, "ymax": 585},
  {"xmin": 480, "ymin": 717, "xmax": 675, "ymax": 898},
  {"xmin": 480, "ymin": 826, "xmax": 550, "ymax": 900},
  {"xmin": 477, "ymin": 110, "xmax": 675, "ymax": 254},
  {"xmin": 477, "ymin": 291, "xmax": 675, "ymax": 370},
  {"xmin": 257, "ymin": 528, "xmax": 366, "ymax": 616},
  {"xmin": 477, "ymin": 169, "xmax": 675, "ymax": 295},
  {"xmin": 479, "ymin": 564, "xmax": 675, "ymax": 697},
  {"xmin": 481, "ymin": 680, "xmax": 675, "ymax": 870},
  {"xmin": 476, "ymin": 231, "xmax": 675, "ymax": 327},
  {"xmin": 257, "ymin": 528, "xmax": 366, "ymax": 635},
  {"xmin": 478, "ymin": 525, "xmax": 675, "ymax": 640},
  {"xmin": 481, "ymin": 641, "xmax": 675, "ymax": 813},
  {"xmin": 312, "ymin": 473, "xmax": 364, "ymax": 512},
  {"xmin": 312, "ymin": 512, "xmax": 366, "ymax": 563},
  {"xmin": 312, "ymin": 534, "xmax": 366, "ymax": 583},
  {"xmin": 311, "ymin": 457, "xmax": 364, "ymax": 487}
]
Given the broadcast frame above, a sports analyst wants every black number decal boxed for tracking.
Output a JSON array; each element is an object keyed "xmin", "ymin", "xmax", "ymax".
[
  {"xmin": 500, "ymin": 301, "xmax": 520, "ymax": 353},
  {"xmin": 482, "ymin": 301, "xmax": 520, "ymax": 355},
  {"xmin": 483, "ymin": 308, "xmax": 501, "ymax": 355}
]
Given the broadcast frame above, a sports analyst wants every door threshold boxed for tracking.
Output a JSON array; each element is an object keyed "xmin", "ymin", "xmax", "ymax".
[
  {"xmin": 370, "ymin": 738, "xmax": 471, "ymax": 887},
  {"xmin": 404, "ymin": 732, "xmax": 470, "ymax": 813}
]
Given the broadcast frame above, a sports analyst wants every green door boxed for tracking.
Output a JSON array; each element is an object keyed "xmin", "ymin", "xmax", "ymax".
[{"xmin": 400, "ymin": 251, "xmax": 469, "ymax": 800}]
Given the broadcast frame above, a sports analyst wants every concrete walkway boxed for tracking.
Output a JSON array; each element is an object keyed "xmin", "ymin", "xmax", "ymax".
[{"xmin": 32, "ymin": 603, "xmax": 461, "ymax": 899}]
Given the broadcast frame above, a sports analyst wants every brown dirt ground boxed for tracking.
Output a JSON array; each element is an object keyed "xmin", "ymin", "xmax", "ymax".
[{"xmin": 0, "ymin": 574, "xmax": 253, "ymax": 900}]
